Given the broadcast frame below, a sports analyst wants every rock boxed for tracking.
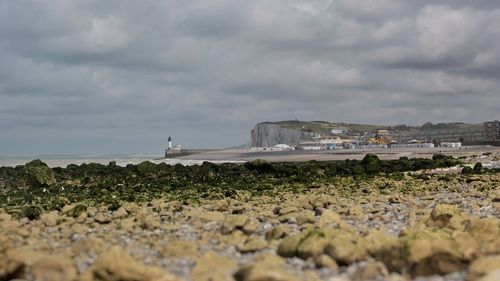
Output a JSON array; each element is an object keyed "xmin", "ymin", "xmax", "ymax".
[
  {"xmin": 314, "ymin": 254, "xmax": 339, "ymax": 271},
  {"xmin": 40, "ymin": 212, "xmax": 59, "ymax": 227},
  {"xmin": 137, "ymin": 213, "xmax": 161, "ymax": 230},
  {"xmin": 25, "ymin": 159, "xmax": 56, "ymax": 186},
  {"xmin": 31, "ymin": 255, "xmax": 77, "ymax": 281},
  {"xmin": 221, "ymin": 215, "xmax": 249, "ymax": 235},
  {"xmin": 238, "ymin": 237, "xmax": 269, "ymax": 253},
  {"xmin": 398, "ymin": 228, "xmax": 465, "ymax": 276},
  {"xmin": 234, "ymin": 254, "xmax": 299, "ymax": 281},
  {"xmin": 318, "ymin": 209, "xmax": 343, "ymax": 228},
  {"xmin": 197, "ymin": 211, "xmax": 225, "ymax": 223},
  {"xmin": 266, "ymin": 225, "xmax": 290, "ymax": 241},
  {"xmin": 278, "ymin": 207, "xmax": 299, "ymax": 215},
  {"xmin": 467, "ymin": 255, "xmax": 500, "ymax": 281},
  {"xmin": 0, "ymin": 252, "xmax": 25, "ymax": 280},
  {"xmin": 80, "ymin": 246, "xmax": 179, "ymax": 281},
  {"xmin": 350, "ymin": 261, "xmax": 389, "ymax": 281},
  {"xmin": 191, "ymin": 251, "xmax": 237, "ymax": 281},
  {"xmin": 296, "ymin": 229, "xmax": 330, "ymax": 259},
  {"xmin": 242, "ymin": 218, "xmax": 260, "ymax": 235},
  {"xmin": 426, "ymin": 203, "xmax": 467, "ymax": 230},
  {"xmin": 324, "ymin": 230, "xmax": 368, "ymax": 265},
  {"xmin": 363, "ymin": 229, "xmax": 398, "ymax": 256},
  {"xmin": 347, "ymin": 205, "xmax": 366, "ymax": 221},
  {"xmin": 477, "ymin": 270, "xmax": 500, "ymax": 281},
  {"xmin": 161, "ymin": 240, "xmax": 199, "ymax": 258},
  {"xmin": 277, "ymin": 232, "xmax": 308, "ymax": 258},
  {"xmin": 112, "ymin": 207, "xmax": 128, "ymax": 219},
  {"xmin": 465, "ymin": 217, "xmax": 500, "ymax": 255},
  {"xmin": 94, "ymin": 212, "xmax": 112, "ymax": 224},
  {"xmin": 296, "ymin": 211, "xmax": 315, "ymax": 225},
  {"xmin": 120, "ymin": 217, "xmax": 136, "ymax": 231}
]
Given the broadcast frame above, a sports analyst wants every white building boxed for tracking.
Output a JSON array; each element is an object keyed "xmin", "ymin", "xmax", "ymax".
[{"xmin": 440, "ymin": 142, "xmax": 462, "ymax": 148}]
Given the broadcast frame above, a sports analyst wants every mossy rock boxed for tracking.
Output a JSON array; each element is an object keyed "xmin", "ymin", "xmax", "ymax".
[{"xmin": 25, "ymin": 159, "xmax": 56, "ymax": 186}]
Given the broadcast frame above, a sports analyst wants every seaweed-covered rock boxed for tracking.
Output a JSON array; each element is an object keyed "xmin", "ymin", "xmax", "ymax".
[
  {"xmin": 465, "ymin": 218, "xmax": 500, "ymax": 255},
  {"xmin": 350, "ymin": 261, "xmax": 389, "ymax": 281},
  {"xmin": 234, "ymin": 254, "xmax": 298, "ymax": 281},
  {"xmin": 238, "ymin": 237, "xmax": 269, "ymax": 253},
  {"xmin": 324, "ymin": 229, "xmax": 368, "ymax": 265},
  {"xmin": 25, "ymin": 159, "xmax": 56, "ymax": 186}
]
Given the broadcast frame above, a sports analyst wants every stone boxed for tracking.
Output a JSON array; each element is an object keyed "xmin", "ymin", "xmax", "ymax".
[
  {"xmin": 234, "ymin": 254, "xmax": 299, "ymax": 281},
  {"xmin": 465, "ymin": 217, "xmax": 500, "ymax": 255},
  {"xmin": 314, "ymin": 254, "xmax": 339, "ymax": 271},
  {"xmin": 31, "ymin": 255, "xmax": 77, "ymax": 281},
  {"xmin": 238, "ymin": 237, "xmax": 269, "ymax": 253},
  {"xmin": 221, "ymin": 215, "xmax": 249, "ymax": 235},
  {"xmin": 80, "ymin": 246, "xmax": 179, "ymax": 281},
  {"xmin": 477, "ymin": 270, "xmax": 500, "ymax": 281},
  {"xmin": 401, "ymin": 228, "xmax": 465, "ymax": 276},
  {"xmin": 120, "ymin": 217, "xmax": 136, "ymax": 231},
  {"xmin": 161, "ymin": 240, "xmax": 199, "ymax": 258},
  {"xmin": 40, "ymin": 212, "xmax": 59, "ymax": 227},
  {"xmin": 242, "ymin": 218, "xmax": 260, "ymax": 235},
  {"xmin": 363, "ymin": 229, "xmax": 398, "ymax": 256},
  {"xmin": 324, "ymin": 230, "xmax": 368, "ymax": 265},
  {"xmin": 296, "ymin": 211, "xmax": 315, "ymax": 225},
  {"xmin": 350, "ymin": 261, "xmax": 389, "ymax": 281},
  {"xmin": 296, "ymin": 229, "xmax": 330, "ymax": 259},
  {"xmin": 265, "ymin": 225, "xmax": 290, "ymax": 241},
  {"xmin": 467, "ymin": 255, "xmax": 500, "ymax": 281},
  {"xmin": 277, "ymin": 232, "xmax": 308, "ymax": 258},
  {"xmin": 318, "ymin": 209, "xmax": 343, "ymax": 228},
  {"xmin": 191, "ymin": 251, "xmax": 237, "ymax": 281},
  {"xmin": 197, "ymin": 211, "xmax": 225, "ymax": 223},
  {"xmin": 112, "ymin": 207, "xmax": 128, "ymax": 219},
  {"xmin": 0, "ymin": 252, "xmax": 25, "ymax": 280},
  {"xmin": 347, "ymin": 205, "xmax": 366, "ymax": 221},
  {"xmin": 25, "ymin": 159, "xmax": 56, "ymax": 186},
  {"xmin": 94, "ymin": 212, "xmax": 111, "ymax": 224},
  {"xmin": 137, "ymin": 213, "xmax": 161, "ymax": 230},
  {"xmin": 426, "ymin": 203, "xmax": 467, "ymax": 230}
]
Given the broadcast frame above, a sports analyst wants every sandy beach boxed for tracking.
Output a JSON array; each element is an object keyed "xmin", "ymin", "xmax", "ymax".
[{"xmin": 176, "ymin": 146, "xmax": 500, "ymax": 162}]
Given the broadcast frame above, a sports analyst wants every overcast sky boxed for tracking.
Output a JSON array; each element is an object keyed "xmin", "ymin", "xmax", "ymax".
[{"xmin": 1, "ymin": 0, "xmax": 499, "ymax": 155}]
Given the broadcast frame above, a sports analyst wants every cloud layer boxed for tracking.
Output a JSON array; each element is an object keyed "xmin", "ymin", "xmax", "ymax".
[{"xmin": 1, "ymin": 0, "xmax": 499, "ymax": 154}]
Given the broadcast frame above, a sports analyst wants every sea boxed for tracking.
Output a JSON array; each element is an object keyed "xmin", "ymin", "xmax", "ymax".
[{"xmin": 0, "ymin": 154, "xmax": 244, "ymax": 168}]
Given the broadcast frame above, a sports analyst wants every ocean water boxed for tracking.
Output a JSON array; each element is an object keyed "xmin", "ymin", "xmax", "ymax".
[{"xmin": 0, "ymin": 154, "xmax": 244, "ymax": 168}]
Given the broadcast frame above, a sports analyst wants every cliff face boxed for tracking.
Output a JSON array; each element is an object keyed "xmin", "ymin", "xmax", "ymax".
[{"xmin": 251, "ymin": 123, "xmax": 313, "ymax": 147}]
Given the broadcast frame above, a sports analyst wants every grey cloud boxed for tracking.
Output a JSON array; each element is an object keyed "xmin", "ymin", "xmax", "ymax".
[{"xmin": 0, "ymin": 0, "xmax": 499, "ymax": 155}]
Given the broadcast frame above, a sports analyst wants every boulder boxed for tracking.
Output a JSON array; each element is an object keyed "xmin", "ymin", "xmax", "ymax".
[
  {"xmin": 25, "ymin": 159, "xmax": 56, "ymax": 186},
  {"xmin": 296, "ymin": 229, "xmax": 330, "ymax": 259},
  {"xmin": 313, "ymin": 254, "xmax": 339, "ymax": 270},
  {"xmin": 465, "ymin": 218, "xmax": 500, "ymax": 255}
]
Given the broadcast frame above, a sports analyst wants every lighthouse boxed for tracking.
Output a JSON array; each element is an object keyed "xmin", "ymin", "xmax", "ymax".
[{"xmin": 168, "ymin": 136, "xmax": 172, "ymax": 149}]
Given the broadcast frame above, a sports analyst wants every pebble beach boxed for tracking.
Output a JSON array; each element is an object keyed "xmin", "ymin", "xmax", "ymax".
[{"xmin": 1, "ymin": 154, "xmax": 499, "ymax": 281}]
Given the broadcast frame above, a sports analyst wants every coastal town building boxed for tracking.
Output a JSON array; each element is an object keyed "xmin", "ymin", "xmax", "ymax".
[{"xmin": 484, "ymin": 120, "xmax": 500, "ymax": 144}]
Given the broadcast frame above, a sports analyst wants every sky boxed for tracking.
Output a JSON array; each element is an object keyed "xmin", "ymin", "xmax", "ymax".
[{"xmin": 1, "ymin": 0, "xmax": 499, "ymax": 155}]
